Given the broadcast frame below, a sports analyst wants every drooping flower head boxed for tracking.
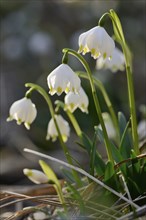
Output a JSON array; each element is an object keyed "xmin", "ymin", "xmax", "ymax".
[
  {"xmin": 78, "ymin": 26, "xmax": 115, "ymax": 59},
  {"xmin": 46, "ymin": 114, "xmax": 70, "ymax": 142},
  {"xmin": 23, "ymin": 169, "xmax": 48, "ymax": 184},
  {"xmin": 47, "ymin": 64, "xmax": 81, "ymax": 95},
  {"xmin": 64, "ymin": 87, "xmax": 89, "ymax": 113},
  {"xmin": 96, "ymin": 47, "xmax": 125, "ymax": 72},
  {"xmin": 7, "ymin": 97, "xmax": 37, "ymax": 129}
]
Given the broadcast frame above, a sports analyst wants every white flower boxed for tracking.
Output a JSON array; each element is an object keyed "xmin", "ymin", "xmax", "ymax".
[
  {"xmin": 23, "ymin": 169, "xmax": 48, "ymax": 184},
  {"xmin": 138, "ymin": 120, "xmax": 146, "ymax": 140},
  {"xmin": 64, "ymin": 87, "xmax": 89, "ymax": 113},
  {"xmin": 33, "ymin": 211, "xmax": 49, "ymax": 220},
  {"xmin": 78, "ymin": 26, "xmax": 115, "ymax": 59},
  {"xmin": 96, "ymin": 47, "xmax": 125, "ymax": 72},
  {"xmin": 98, "ymin": 112, "xmax": 116, "ymax": 140},
  {"xmin": 7, "ymin": 97, "xmax": 37, "ymax": 129},
  {"xmin": 46, "ymin": 114, "xmax": 70, "ymax": 142},
  {"xmin": 47, "ymin": 64, "xmax": 81, "ymax": 95}
]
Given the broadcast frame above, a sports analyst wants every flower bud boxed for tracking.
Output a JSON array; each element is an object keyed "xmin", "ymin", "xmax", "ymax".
[{"xmin": 23, "ymin": 169, "xmax": 48, "ymax": 184}]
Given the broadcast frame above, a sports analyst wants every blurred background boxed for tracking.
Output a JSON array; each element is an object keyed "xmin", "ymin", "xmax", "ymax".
[{"xmin": 0, "ymin": 0, "xmax": 146, "ymax": 185}]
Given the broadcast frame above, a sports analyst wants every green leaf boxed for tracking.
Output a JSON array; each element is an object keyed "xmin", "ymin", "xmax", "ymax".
[
  {"xmin": 94, "ymin": 126, "xmax": 104, "ymax": 143},
  {"xmin": 80, "ymin": 132, "xmax": 105, "ymax": 176},
  {"xmin": 118, "ymin": 112, "xmax": 127, "ymax": 138},
  {"xmin": 110, "ymin": 141, "xmax": 127, "ymax": 175},
  {"xmin": 119, "ymin": 118, "xmax": 132, "ymax": 159},
  {"xmin": 109, "ymin": 10, "xmax": 132, "ymax": 67},
  {"xmin": 79, "ymin": 132, "xmax": 92, "ymax": 154},
  {"xmin": 61, "ymin": 168, "xmax": 75, "ymax": 183},
  {"xmin": 130, "ymin": 150, "xmax": 140, "ymax": 173},
  {"xmin": 127, "ymin": 177, "xmax": 141, "ymax": 196},
  {"xmin": 110, "ymin": 9, "xmax": 125, "ymax": 43},
  {"xmin": 66, "ymin": 182, "xmax": 85, "ymax": 212},
  {"xmin": 104, "ymin": 161, "xmax": 120, "ymax": 191},
  {"xmin": 140, "ymin": 161, "xmax": 146, "ymax": 193},
  {"xmin": 89, "ymin": 134, "xmax": 97, "ymax": 176},
  {"xmin": 39, "ymin": 160, "xmax": 65, "ymax": 205},
  {"xmin": 39, "ymin": 160, "xmax": 60, "ymax": 187},
  {"xmin": 104, "ymin": 161, "xmax": 115, "ymax": 181},
  {"xmin": 110, "ymin": 142, "xmax": 123, "ymax": 163},
  {"xmin": 118, "ymin": 112, "xmax": 132, "ymax": 159},
  {"xmin": 94, "ymin": 151, "xmax": 106, "ymax": 176}
]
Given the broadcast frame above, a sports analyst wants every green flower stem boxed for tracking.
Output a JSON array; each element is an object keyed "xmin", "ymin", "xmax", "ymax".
[
  {"xmin": 66, "ymin": 110, "xmax": 82, "ymax": 137},
  {"xmin": 77, "ymin": 72, "xmax": 120, "ymax": 144},
  {"xmin": 25, "ymin": 88, "xmax": 34, "ymax": 99},
  {"xmin": 98, "ymin": 10, "xmax": 140, "ymax": 155},
  {"xmin": 63, "ymin": 49, "xmax": 114, "ymax": 165},
  {"xmin": 25, "ymin": 83, "xmax": 82, "ymax": 187}
]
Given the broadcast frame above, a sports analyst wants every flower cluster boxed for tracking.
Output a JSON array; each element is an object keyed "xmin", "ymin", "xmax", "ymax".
[
  {"xmin": 78, "ymin": 26, "xmax": 125, "ymax": 72},
  {"xmin": 7, "ymin": 24, "xmax": 125, "ymax": 143},
  {"xmin": 6, "ymin": 11, "xmax": 144, "ymax": 220}
]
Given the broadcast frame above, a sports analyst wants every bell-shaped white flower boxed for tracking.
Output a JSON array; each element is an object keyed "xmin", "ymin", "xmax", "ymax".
[
  {"xmin": 47, "ymin": 64, "xmax": 81, "ymax": 95},
  {"xmin": 98, "ymin": 112, "xmax": 116, "ymax": 140},
  {"xmin": 64, "ymin": 87, "xmax": 89, "ymax": 113},
  {"xmin": 46, "ymin": 114, "xmax": 70, "ymax": 142},
  {"xmin": 7, "ymin": 97, "xmax": 37, "ymax": 130},
  {"xmin": 23, "ymin": 169, "xmax": 48, "ymax": 184},
  {"xmin": 96, "ymin": 47, "xmax": 125, "ymax": 72},
  {"xmin": 78, "ymin": 26, "xmax": 115, "ymax": 59}
]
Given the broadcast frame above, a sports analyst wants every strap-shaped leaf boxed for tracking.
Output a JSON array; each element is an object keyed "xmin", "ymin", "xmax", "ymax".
[
  {"xmin": 80, "ymin": 132, "xmax": 105, "ymax": 175},
  {"xmin": 118, "ymin": 112, "xmax": 127, "ymax": 138},
  {"xmin": 119, "ymin": 118, "xmax": 132, "ymax": 159},
  {"xmin": 39, "ymin": 160, "xmax": 65, "ymax": 205},
  {"xmin": 110, "ymin": 9, "xmax": 125, "ymax": 44},
  {"xmin": 39, "ymin": 160, "xmax": 60, "ymax": 187},
  {"xmin": 94, "ymin": 126, "xmax": 104, "ymax": 143},
  {"xmin": 118, "ymin": 112, "xmax": 132, "ymax": 159},
  {"xmin": 66, "ymin": 182, "xmax": 85, "ymax": 212},
  {"xmin": 61, "ymin": 168, "xmax": 77, "ymax": 183},
  {"xmin": 104, "ymin": 161, "xmax": 115, "ymax": 181},
  {"xmin": 110, "ymin": 142, "xmax": 123, "ymax": 163}
]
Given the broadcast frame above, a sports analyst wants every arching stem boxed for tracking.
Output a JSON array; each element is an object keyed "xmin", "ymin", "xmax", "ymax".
[
  {"xmin": 62, "ymin": 49, "xmax": 114, "ymax": 165},
  {"xmin": 25, "ymin": 83, "xmax": 82, "ymax": 187}
]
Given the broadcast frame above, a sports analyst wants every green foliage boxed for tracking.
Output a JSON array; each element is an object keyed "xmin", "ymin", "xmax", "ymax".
[
  {"xmin": 78, "ymin": 132, "xmax": 106, "ymax": 176},
  {"xmin": 110, "ymin": 9, "xmax": 125, "ymax": 44},
  {"xmin": 66, "ymin": 182, "xmax": 85, "ymax": 213},
  {"xmin": 118, "ymin": 112, "xmax": 132, "ymax": 159},
  {"xmin": 6, "ymin": 7, "xmax": 146, "ymax": 220},
  {"xmin": 39, "ymin": 160, "xmax": 60, "ymax": 187},
  {"xmin": 39, "ymin": 160, "xmax": 65, "ymax": 205}
]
